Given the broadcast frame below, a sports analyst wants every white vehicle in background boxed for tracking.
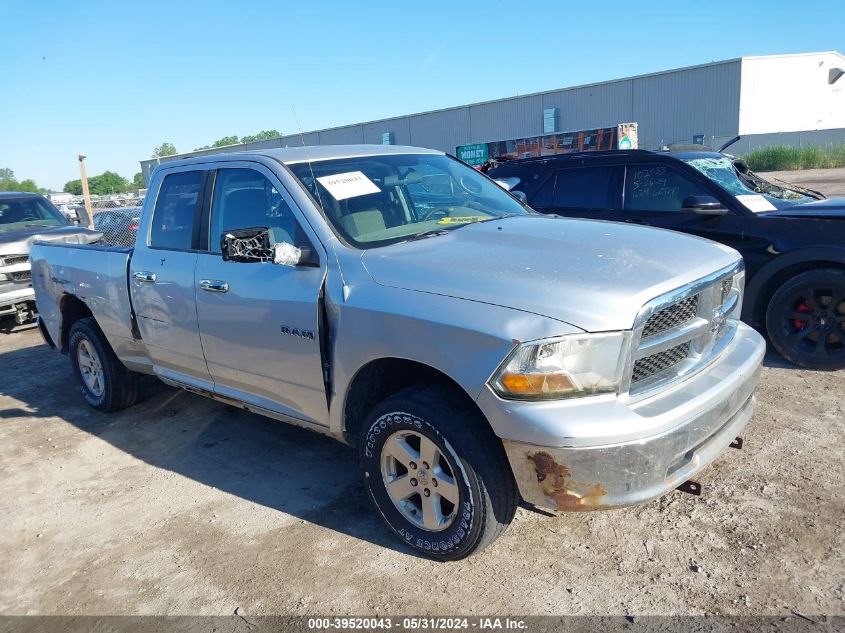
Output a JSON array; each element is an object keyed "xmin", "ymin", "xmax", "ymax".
[{"xmin": 0, "ymin": 192, "xmax": 99, "ymax": 324}]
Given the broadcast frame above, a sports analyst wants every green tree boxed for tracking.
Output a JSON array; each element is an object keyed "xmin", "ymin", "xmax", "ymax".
[
  {"xmin": 64, "ymin": 179, "xmax": 83, "ymax": 195},
  {"xmin": 132, "ymin": 172, "xmax": 144, "ymax": 189},
  {"xmin": 211, "ymin": 135, "xmax": 240, "ymax": 148},
  {"xmin": 87, "ymin": 171, "xmax": 130, "ymax": 195},
  {"xmin": 152, "ymin": 142, "xmax": 177, "ymax": 158},
  {"xmin": 241, "ymin": 129, "xmax": 281, "ymax": 143},
  {"xmin": 0, "ymin": 168, "xmax": 44, "ymax": 193}
]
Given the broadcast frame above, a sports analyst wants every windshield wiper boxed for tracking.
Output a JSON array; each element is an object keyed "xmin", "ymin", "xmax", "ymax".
[{"xmin": 404, "ymin": 228, "xmax": 451, "ymax": 243}]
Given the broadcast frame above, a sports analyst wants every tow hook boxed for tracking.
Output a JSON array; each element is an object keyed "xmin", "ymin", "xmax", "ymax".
[
  {"xmin": 676, "ymin": 480, "xmax": 702, "ymax": 496},
  {"xmin": 729, "ymin": 437, "xmax": 744, "ymax": 450}
]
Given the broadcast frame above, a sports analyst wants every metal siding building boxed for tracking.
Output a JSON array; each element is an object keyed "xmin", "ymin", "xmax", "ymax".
[{"xmin": 140, "ymin": 51, "xmax": 844, "ymax": 183}]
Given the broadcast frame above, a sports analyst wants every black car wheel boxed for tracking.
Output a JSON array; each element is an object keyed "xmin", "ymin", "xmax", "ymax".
[
  {"xmin": 359, "ymin": 385, "xmax": 518, "ymax": 560},
  {"xmin": 765, "ymin": 268, "xmax": 845, "ymax": 370}
]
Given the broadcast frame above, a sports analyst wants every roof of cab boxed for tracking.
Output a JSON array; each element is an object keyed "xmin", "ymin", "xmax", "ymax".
[
  {"xmin": 0, "ymin": 191, "xmax": 43, "ymax": 199},
  {"xmin": 155, "ymin": 144, "xmax": 444, "ymax": 170}
]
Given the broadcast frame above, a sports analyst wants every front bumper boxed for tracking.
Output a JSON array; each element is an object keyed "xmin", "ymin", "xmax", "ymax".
[
  {"xmin": 481, "ymin": 323, "xmax": 765, "ymax": 511},
  {"xmin": 0, "ymin": 285, "xmax": 35, "ymax": 314}
]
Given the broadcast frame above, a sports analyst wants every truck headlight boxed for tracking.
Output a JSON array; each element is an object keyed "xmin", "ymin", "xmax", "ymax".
[{"xmin": 490, "ymin": 332, "xmax": 630, "ymax": 400}]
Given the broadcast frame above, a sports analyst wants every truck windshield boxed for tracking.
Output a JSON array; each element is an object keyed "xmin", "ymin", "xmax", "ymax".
[
  {"xmin": 682, "ymin": 156, "xmax": 814, "ymax": 211},
  {"xmin": 0, "ymin": 197, "xmax": 69, "ymax": 232},
  {"xmin": 287, "ymin": 154, "xmax": 528, "ymax": 248}
]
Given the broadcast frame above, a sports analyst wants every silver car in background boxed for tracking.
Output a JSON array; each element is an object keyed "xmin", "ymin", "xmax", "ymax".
[{"xmin": 0, "ymin": 192, "xmax": 99, "ymax": 325}]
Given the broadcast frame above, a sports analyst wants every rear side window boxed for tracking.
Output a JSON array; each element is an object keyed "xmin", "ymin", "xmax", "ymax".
[
  {"xmin": 551, "ymin": 167, "xmax": 615, "ymax": 209},
  {"xmin": 530, "ymin": 175, "xmax": 555, "ymax": 208},
  {"xmin": 150, "ymin": 171, "xmax": 202, "ymax": 250},
  {"xmin": 624, "ymin": 164, "xmax": 709, "ymax": 212}
]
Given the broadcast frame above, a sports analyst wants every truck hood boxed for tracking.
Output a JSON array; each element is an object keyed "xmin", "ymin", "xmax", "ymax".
[
  {"xmin": 360, "ymin": 215, "xmax": 740, "ymax": 332},
  {"xmin": 0, "ymin": 226, "xmax": 102, "ymax": 256},
  {"xmin": 762, "ymin": 197, "xmax": 845, "ymax": 218}
]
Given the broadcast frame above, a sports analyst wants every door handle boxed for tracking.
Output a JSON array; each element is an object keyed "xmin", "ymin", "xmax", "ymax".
[
  {"xmin": 199, "ymin": 279, "xmax": 229, "ymax": 293},
  {"xmin": 133, "ymin": 271, "xmax": 157, "ymax": 283}
]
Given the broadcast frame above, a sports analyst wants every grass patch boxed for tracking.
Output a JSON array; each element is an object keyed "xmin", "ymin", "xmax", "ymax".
[{"xmin": 744, "ymin": 143, "xmax": 845, "ymax": 171}]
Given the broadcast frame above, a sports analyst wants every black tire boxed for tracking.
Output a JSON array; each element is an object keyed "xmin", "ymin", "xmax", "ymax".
[
  {"xmin": 765, "ymin": 268, "xmax": 845, "ymax": 370},
  {"xmin": 359, "ymin": 385, "xmax": 518, "ymax": 560},
  {"xmin": 68, "ymin": 317, "xmax": 139, "ymax": 412}
]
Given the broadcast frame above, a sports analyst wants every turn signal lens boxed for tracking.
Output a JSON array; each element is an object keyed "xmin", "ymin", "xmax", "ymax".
[{"xmin": 499, "ymin": 373, "xmax": 576, "ymax": 396}]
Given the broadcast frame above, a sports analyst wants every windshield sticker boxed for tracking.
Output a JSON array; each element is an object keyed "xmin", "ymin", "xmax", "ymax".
[
  {"xmin": 736, "ymin": 194, "xmax": 777, "ymax": 212},
  {"xmin": 316, "ymin": 171, "xmax": 381, "ymax": 201},
  {"xmin": 437, "ymin": 216, "xmax": 488, "ymax": 224}
]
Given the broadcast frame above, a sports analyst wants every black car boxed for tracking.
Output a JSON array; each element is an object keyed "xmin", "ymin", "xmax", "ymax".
[
  {"xmin": 92, "ymin": 207, "xmax": 142, "ymax": 247},
  {"xmin": 488, "ymin": 149, "xmax": 845, "ymax": 370}
]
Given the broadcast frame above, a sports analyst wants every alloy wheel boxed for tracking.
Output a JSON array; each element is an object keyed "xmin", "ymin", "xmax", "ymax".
[
  {"xmin": 77, "ymin": 338, "xmax": 105, "ymax": 397},
  {"xmin": 780, "ymin": 284, "xmax": 845, "ymax": 363},
  {"xmin": 380, "ymin": 430, "xmax": 461, "ymax": 531}
]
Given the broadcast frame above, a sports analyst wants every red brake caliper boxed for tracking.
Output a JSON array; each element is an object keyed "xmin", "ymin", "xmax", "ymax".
[{"xmin": 794, "ymin": 302, "xmax": 811, "ymax": 330}]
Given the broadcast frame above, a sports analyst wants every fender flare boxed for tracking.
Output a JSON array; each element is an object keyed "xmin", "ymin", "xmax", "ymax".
[{"xmin": 744, "ymin": 247, "xmax": 845, "ymax": 323}]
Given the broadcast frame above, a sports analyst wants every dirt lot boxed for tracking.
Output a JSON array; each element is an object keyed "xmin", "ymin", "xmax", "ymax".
[
  {"xmin": 0, "ymin": 326, "xmax": 843, "ymax": 617},
  {"xmin": 760, "ymin": 167, "xmax": 845, "ymax": 198}
]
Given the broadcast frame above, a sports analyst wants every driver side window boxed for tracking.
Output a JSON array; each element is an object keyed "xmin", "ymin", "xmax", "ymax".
[
  {"xmin": 624, "ymin": 164, "xmax": 710, "ymax": 213},
  {"xmin": 209, "ymin": 168, "xmax": 309, "ymax": 254}
]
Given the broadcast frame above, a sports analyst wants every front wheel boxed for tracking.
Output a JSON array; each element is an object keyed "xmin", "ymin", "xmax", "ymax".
[
  {"xmin": 765, "ymin": 268, "xmax": 845, "ymax": 370},
  {"xmin": 359, "ymin": 385, "xmax": 518, "ymax": 560}
]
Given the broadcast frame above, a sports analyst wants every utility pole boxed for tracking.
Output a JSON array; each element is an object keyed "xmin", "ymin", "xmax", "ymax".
[{"xmin": 78, "ymin": 154, "xmax": 94, "ymax": 229}]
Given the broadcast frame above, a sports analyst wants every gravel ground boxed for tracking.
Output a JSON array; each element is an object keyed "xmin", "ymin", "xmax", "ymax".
[
  {"xmin": 759, "ymin": 167, "xmax": 845, "ymax": 198},
  {"xmin": 0, "ymin": 326, "xmax": 843, "ymax": 617}
]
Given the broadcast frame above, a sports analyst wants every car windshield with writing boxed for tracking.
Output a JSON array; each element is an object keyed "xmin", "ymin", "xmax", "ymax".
[
  {"xmin": 288, "ymin": 154, "xmax": 527, "ymax": 248},
  {"xmin": 682, "ymin": 155, "xmax": 814, "ymax": 211}
]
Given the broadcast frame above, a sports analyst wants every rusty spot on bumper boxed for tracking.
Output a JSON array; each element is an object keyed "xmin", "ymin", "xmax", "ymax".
[{"xmin": 528, "ymin": 451, "xmax": 608, "ymax": 512}]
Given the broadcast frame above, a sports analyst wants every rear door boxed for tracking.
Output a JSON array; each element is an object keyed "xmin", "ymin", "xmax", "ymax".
[
  {"xmin": 194, "ymin": 163, "xmax": 329, "ymax": 426},
  {"xmin": 530, "ymin": 164, "xmax": 624, "ymax": 223},
  {"xmin": 130, "ymin": 168, "xmax": 213, "ymax": 389}
]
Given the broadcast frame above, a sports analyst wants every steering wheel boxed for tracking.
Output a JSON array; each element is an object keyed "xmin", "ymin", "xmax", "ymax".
[{"xmin": 419, "ymin": 207, "xmax": 450, "ymax": 222}]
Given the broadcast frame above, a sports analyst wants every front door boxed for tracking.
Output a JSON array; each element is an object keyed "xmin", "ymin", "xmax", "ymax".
[
  {"xmin": 619, "ymin": 163, "xmax": 749, "ymax": 253},
  {"xmin": 194, "ymin": 165, "xmax": 329, "ymax": 425},
  {"xmin": 130, "ymin": 168, "xmax": 213, "ymax": 389}
]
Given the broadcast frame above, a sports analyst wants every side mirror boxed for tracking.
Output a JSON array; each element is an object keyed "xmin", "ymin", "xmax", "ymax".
[
  {"xmin": 220, "ymin": 227, "xmax": 318, "ymax": 267},
  {"xmin": 682, "ymin": 195, "xmax": 728, "ymax": 215},
  {"xmin": 510, "ymin": 190, "xmax": 528, "ymax": 203}
]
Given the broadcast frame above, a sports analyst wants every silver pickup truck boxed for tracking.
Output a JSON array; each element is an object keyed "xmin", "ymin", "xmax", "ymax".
[{"xmin": 31, "ymin": 145, "xmax": 765, "ymax": 559}]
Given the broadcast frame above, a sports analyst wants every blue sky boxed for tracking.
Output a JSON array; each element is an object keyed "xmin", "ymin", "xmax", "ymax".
[{"xmin": 1, "ymin": 0, "xmax": 843, "ymax": 190}]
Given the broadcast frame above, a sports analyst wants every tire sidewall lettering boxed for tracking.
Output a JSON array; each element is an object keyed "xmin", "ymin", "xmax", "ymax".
[{"xmin": 362, "ymin": 409, "xmax": 476, "ymax": 556}]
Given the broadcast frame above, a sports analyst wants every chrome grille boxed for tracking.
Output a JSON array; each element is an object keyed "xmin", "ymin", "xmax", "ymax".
[
  {"xmin": 11, "ymin": 271, "xmax": 32, "ymax": 282},
  {"xmin": 641, "ymin": 295, "xmax": 698, "ymax": 338},
  {"xmin": 1, "ymin": 255, "xmax": 28, "ymax": 267},
  {"xmin": 628, "ymin": 264, "xmax": 742, "ymax": 396},
  {"xmin": 720, "ymin": 278, "xmax": 732, "ymax": 304},
  {"xmin": 632, "ymin": 341, "xmax": 691, "ymax": 383}
]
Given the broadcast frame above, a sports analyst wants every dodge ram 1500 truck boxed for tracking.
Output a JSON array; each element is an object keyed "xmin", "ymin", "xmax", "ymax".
[{"xmin": 31, "ymin": 145, "xmax": 765, "ymax": 559}]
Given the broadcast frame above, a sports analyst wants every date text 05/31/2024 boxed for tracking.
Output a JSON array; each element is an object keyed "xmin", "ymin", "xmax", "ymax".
[{"xmin": 307, "ymin": 617, "xmax": 528, "ymax": 630}]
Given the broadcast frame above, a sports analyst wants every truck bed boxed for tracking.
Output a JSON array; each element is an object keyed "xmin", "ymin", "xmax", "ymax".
[{"xmin": 30, "ymin": 242, "xmax": 138, "ymax": 356}]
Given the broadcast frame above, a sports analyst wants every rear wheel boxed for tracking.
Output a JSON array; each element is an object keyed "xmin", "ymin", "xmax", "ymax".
[
  {"xmin": 359, "ymin": 385, "xmax": 518, "ymax": 560},
  {"xmin": 765, "ymin": 269, "xmax": 845, "ymax": 370},
  {"xmin": 69, "ymin": 317, "xmax": 139, "ymax": 411}
]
